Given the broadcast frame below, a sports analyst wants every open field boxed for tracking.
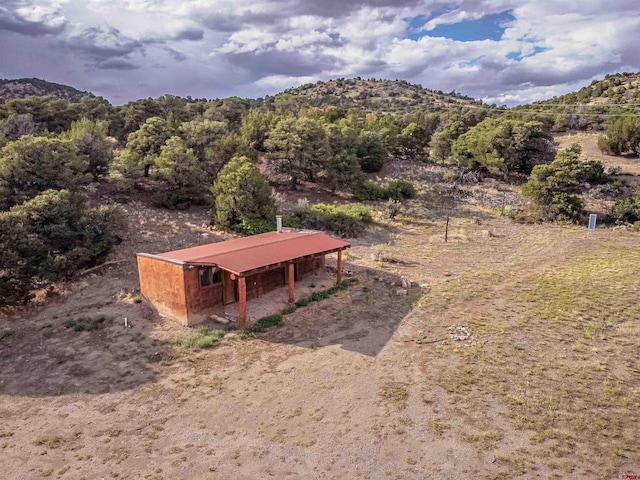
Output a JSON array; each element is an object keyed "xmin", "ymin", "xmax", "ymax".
[{"xmin": 1, "ymin": 148, "xmax": 640, "ymax": 479}]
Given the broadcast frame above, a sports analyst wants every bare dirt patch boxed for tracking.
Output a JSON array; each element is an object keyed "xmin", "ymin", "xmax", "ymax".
[{"xmin": 1, "ymin": 170, "xmax": 640, "ymax": 479}]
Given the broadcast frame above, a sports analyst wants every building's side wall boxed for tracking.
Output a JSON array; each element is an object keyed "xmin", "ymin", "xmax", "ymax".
[
  {"xmin": 246, "ymin": 267, "xmax": 286, "ymax": 301},
  {"xmin": 297, "ymin": 255, "xmax": 326, "ymax": 280},
  {"xmin": 184, "ymin": 267, "xmax": 224, "ymax": 325},
  {"xmin": 137, "ymin": 256, "xmax": 189, "ymax": 325}
]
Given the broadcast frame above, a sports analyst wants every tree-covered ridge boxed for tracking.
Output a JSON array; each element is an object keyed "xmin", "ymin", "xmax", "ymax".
[
  {"xmin": 0, "ymin": 78, "xmax": 92, "ymax": 101},
  {"xmin": 532, "ymin": 72, "xmax": 640, "ymax": 107},
  {"xmin": 274, "ymin": 78, "xmax": 491, "ymax": 114}
]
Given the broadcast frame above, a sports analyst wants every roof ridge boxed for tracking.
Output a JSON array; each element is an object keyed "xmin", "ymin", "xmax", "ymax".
[{"xmin": 186, "ymin": 231, "xmax": 320, "ymax": 263}]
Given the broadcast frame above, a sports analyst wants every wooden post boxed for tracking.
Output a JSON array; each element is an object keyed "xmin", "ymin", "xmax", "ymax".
[
  {"xmin": 336, "ymin": 249, "xmax": 343, "ymax": 285},
  {"xmin": 238, "ymin": 276, "xmax": 247, "ymax": 329},
  {"xmin": 288, "ymin": 263, "xmax": 295, "ymax": 303},
  {"xmin": 444, "ymin": 216, "xmax": 449, "ymax": 243}
]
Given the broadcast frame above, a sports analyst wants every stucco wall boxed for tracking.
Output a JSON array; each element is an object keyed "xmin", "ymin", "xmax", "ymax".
[{"xmin": 137, "ymin": 255, "xmax": 189, "ymax": 325}]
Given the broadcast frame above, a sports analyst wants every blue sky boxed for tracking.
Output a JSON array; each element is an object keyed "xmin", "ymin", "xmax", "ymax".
[{"xmin": 1, "ymin": 1, "xmax": 639, "ymax": 105}]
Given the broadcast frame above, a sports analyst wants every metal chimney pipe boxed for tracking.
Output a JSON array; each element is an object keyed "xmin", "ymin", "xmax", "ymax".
[{"xmin": 276, "ymin": 215, "xmax": 282, "ymax": 233}]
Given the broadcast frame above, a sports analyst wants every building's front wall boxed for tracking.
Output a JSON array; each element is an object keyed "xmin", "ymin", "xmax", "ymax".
[
  {"xmin": 184, "ymin": 266, "xmax": 224, "ymax": 325},
  {"xmin": 137, "ymin": 255, "xmax": 189, "ymax": 325},
  {"xmin": 246, "ymin": 267, "xmax": 286, "ymax": 301},
  {"xmin": 297, "ymin": 255, "xmax": 326, "ymax": 280},
  {"xmin": 138, "ymin": 252, "xmax": 334, "ymax": 327}
]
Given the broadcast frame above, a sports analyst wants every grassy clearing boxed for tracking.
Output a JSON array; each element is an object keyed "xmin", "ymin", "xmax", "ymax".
[
  {"xmin": 178, "ymin": 326, "xmax": 226, "ymax": 350},
  {"xmin": 431, "ymin": 244, "xmax": 640, "ymax": 477}
]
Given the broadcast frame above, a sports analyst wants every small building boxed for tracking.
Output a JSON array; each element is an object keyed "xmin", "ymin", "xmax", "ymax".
[{"xmin": 137, "ymin": 228, "xmax": 350, "ymax": 327}]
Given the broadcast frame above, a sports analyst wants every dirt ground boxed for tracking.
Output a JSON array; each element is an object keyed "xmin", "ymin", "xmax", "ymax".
[{"xmin": 1, "ymin": 141, "xmax": 640, "ymax": 479}]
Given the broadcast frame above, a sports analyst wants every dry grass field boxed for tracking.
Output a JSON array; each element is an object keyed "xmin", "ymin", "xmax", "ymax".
[{"xmin": 1, "ymin": 141, "xmax": 639, "ymax": 479}]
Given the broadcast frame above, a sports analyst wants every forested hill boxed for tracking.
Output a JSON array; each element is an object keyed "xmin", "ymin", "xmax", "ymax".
[
  {"xmin": 0, "ymin": 78, "xmax": 92, "ymax": 101},
  {"xmin": 277, "ymin": 78, "xmax": 490, "ymax": 114},
  {"xmin": 531, "ymin": 72, "xmax": 640, "ymax": 106}
]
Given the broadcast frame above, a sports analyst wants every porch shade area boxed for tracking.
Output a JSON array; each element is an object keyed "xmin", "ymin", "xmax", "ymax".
[{"xmin": 139, "ymin": 229, "xmax": 350, "ymax": 327}]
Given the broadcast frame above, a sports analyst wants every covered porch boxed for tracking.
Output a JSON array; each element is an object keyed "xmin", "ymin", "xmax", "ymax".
[{"xmin": 216, "ymin": 249, "xmax": 345, "ymax": 328}]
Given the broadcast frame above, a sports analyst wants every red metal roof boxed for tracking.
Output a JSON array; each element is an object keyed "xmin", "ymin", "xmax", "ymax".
[{"xmin": 152, "ymin": 229, "xmax": 350, "ymax": 275}]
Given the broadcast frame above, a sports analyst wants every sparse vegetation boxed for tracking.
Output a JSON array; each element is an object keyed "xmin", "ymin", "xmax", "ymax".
[
  {"xmin": 178, "ymin": 326, "xmax": 226, "ymax": 349},
  {"xmin": 64, "ymin": 315, "xmax": 107, "ymax": 332}
]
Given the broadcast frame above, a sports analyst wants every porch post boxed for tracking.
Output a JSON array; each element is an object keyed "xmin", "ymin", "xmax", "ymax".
[
  {"xmin": 288, "ymin": 262, "xmax": 295, "ymax": 303},
  {"xmin": 238, "ymin": 276, "xmax": 247, "ymax": 328},
  {"xmin": 336, "ymin": 249, "xmax": 343, "ymax": 285}
]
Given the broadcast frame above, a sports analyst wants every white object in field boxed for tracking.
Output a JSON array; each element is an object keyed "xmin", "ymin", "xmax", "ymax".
[
  {"xmin": 588, "ymin": 214, "xmax": 597, "ymax": 233},
  {"xmin": 124, "ymin": 317, "xmax": 128, "ymax": 328}
]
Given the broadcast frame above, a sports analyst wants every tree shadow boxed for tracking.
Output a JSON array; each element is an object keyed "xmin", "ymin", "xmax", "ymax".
[
  {"xmin": 0, "ymin": 272, "xmax": 171, "ymax": 397},
  {"xmin": 257, "ymin": 264, "xmax": 422, "ymax": 357}
]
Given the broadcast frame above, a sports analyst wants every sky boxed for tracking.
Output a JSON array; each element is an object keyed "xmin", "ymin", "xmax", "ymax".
[{"xmin": 1, "ymin": 1, "xmax": 639, "ymax": 106}]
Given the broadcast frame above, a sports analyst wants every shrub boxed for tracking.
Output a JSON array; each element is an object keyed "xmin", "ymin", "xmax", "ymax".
[
  {"xmin": 178, "ymin": 326, "xmax": 225, "ymax": 349},
  {"xmin": 64, "ymin": 315, "xmax": 107, "ymax": 332},
  {"xmin": 0, "ymin": 190, "xmax": 125, "ymax": 305},
  {"xmin": 295, "ymin": 297, "xmax": 311, "ymax": 308},
  {"xmin": 387, "ymin": 180, "xmax": 417, "ymax": 200},
  {"xmin": 212, "ymin": 155, "xmax": 275, "ymax": 230},
  {"xmin": 244, "ymin": 314, "xmax": 283, "ymax": 334},
  {"xmin": 611, "ymin": 187, "xmax": 640, "ymax": 224},
  {"xmin": 355, "ymin": 180, "xmax": 417, "ymax": 202},
  {"xmin": 522, "ymin": 151, "xmax": 607, "ymax": 223},
  {"xmin": 287, "ymin": 203, "xmax": 372, "ymax": 237},
  {"xmin": 354, "ymin": 181, "xmax": 388, "ymax": 201}
]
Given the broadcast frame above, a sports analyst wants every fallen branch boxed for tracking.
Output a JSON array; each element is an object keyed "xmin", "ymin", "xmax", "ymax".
[
  {"xmin": 416, "ymin": 337, "xmax": 448, "ymax": 344},
  {"xmin": 79, "ymin": 259, "xmax": 127, "ymax": 276}
]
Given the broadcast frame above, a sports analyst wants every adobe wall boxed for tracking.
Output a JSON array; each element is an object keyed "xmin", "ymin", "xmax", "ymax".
[
  {"xmin": 297, "ymin": 255, "xmax": 325, "ymax": 280},
  {"xmin": 184, "ymin": 266, "xmax": 223, "ymax": 325},
  {"xmin": 137, "ymin": 255, "xmax": 189, "ymax": 325},
  {"xmin": 246, "ymin": 267, "xmax": 286, "ymax": 301}
]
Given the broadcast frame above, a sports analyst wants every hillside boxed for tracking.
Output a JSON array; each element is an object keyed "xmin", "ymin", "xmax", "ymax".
[
  {"xmin": 0, "ymin": 78, "xmax": 92, "ymax": 101},
  {"xmin": 278, "ymin": 77, "xmax": 491, "ymax": 114},
  {"xmin": 533, "ymin": 72, "xmax": 640, "ymax": 106}
]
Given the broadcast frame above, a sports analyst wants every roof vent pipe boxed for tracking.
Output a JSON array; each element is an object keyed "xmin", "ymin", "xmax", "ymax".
[{"xmin": 276, "ymin": 215, "xmax": 282, "ymax": 233}]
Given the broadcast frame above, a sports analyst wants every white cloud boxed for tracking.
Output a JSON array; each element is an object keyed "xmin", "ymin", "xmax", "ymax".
[{"xmin": 1, "ymin": 0, "xmax": 639, "ymax": 105}]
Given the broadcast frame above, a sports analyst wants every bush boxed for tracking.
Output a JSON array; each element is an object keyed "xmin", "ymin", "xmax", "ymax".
[
  {"xmin": 611, "ymin": 187, "xmax": 640, "ymax": 224},
  {"xmin": 522, "ymin": 151, "xmax": 607, "ymax": 223},
  {"xmin": 212, "ymin": 155, "xmax": 275, "ymax": 230},
  {"xmin": 287, "ymin": 203, "xmax": 372, "ymax": 237},
  {"xmin": 387, "ymin": 180, "xmax": 417, "ymax": 200},
  {"xmin": 354, "ymin": 181, "xmax": 388, "ymax": 200},
  {"xmin": 178, "ymin": 326, "xmax": 225, "ymax": 349},
  {"xmin": 295, "ymin": 297, "xmax": 311, "ymax": 308},
  {"xmin": 0, "ymin": 189, "xmax": 125, "ymax": 305},
  {"xmin": 244, "ymin": 314, "xmax": 283, "ymax": 334}
]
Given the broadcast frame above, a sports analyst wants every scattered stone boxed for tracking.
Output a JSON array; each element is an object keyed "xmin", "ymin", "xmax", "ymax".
[
  {"xmin": 400, "ymin": 276, "xmax": 411, "ymax": 289},
  {"xmin": 396, "ymin": 288, "xmax": 408, "ymax": 296},
  {"xmin": 448, "ymin": 325, "xmax": 471, "ymax": 341},
  {"xmin": 419, "ymin": 283, "xmax": 430, "ymax": 288}
]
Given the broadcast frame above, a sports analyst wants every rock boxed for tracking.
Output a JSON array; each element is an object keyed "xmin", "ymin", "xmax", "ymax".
[
  {"xmin": 419, "ymin": 283, "xmax": 430, "ymax": 288},
  {"xmin": 396, "ymin": 288, "xmax": 408, "ymax": 296},
  {"xmin": 210, "ymin": 314, "xmax": 230, "ymax": 324},
  {"xmin": 443, "ymin": 272, "xmax": 452, "ymax": 277},
  {"xmin": 400, "ymin": 276, "xmax": 411, "ymax": 289}
]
